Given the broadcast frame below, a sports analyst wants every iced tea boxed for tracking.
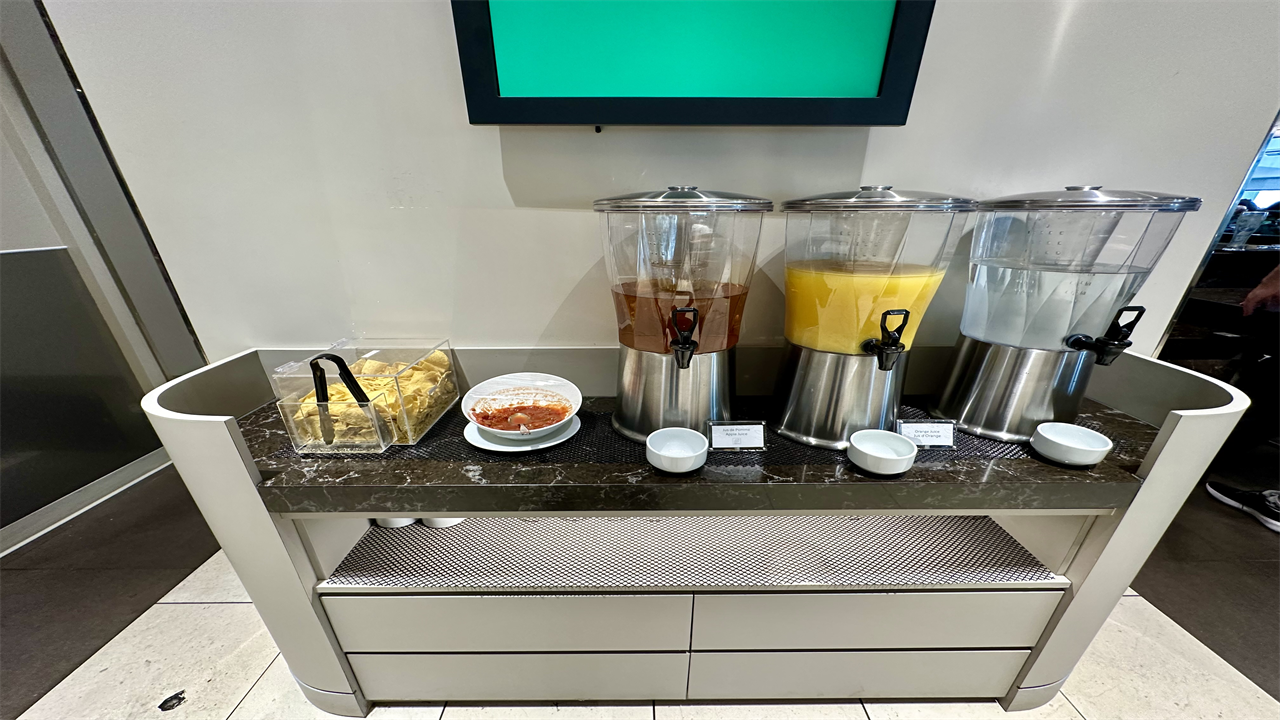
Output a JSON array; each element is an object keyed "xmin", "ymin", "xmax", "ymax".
[{"xmin": 612, "ymin": 280, "xmax": 749, "ymax": 354}]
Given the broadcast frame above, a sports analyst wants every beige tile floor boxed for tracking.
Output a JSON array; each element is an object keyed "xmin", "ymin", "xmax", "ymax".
[{"xmin": 20, "ymin": 551, "xmax": 1280, "ymax": 720}]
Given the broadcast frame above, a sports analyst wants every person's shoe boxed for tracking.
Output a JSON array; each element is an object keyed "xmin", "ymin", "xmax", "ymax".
[{"xmin": 1206, "ymin": 481, "xmax": 1280, "ymax": 533}]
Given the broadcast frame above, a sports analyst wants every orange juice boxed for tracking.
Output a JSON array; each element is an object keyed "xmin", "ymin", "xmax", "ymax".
[{"xmin": 784, "ymin": 260, "xmax": 946, "ymax": 354}]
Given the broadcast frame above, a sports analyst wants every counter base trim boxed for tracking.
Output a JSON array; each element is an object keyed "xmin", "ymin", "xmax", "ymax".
[
  {"xmin": 295, "ymin": 674, "xmax": 368, "ymax": 717},
  {"xmin": 1001, "ymin": 677, "xmax": 1067, "ymax": 712}
]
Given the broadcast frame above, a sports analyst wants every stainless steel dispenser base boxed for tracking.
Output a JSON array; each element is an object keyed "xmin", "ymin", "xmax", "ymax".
[
  {"xmin": 932, "ymin": 336, "xmax": 1093, "ymax": 443},
  {"xmin": 613, "ymin": 346, "xmax": 731, "ymax": 442},
  {"xmin": 773, "ymin": 344, "xmax": 907, "ymax": 450}
]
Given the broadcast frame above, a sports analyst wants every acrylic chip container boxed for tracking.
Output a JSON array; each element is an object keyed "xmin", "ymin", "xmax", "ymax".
[{"xmin": 272, "ymin": 338, "xmax": 459, "ymax": 453}]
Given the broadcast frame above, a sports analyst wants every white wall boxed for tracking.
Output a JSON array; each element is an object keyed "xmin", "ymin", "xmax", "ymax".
[
  {"xmin": 864, "ymin": 0, "xmax": 1279, "ymax": 354},
  {"xmin": 43, "ymin": 0, "xmax": 1279, "ymax": 361},
  {"xmin": 41, "ymin": 0, "xmax": 868, "ymax": 359}
]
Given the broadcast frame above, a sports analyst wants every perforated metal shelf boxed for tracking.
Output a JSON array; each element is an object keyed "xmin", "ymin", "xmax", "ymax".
[{"xmin": 320, "ymin": 515, "xmax": 1068, "ymax": 594}]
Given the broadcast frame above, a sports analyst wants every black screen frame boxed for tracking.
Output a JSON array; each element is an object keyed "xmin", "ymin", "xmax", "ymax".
[{"xmin": 451, "ymin": 0, "xmax": 936, "ymax": 126}]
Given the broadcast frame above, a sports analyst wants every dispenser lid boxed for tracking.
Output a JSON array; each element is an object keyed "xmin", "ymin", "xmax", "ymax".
[
  {"xmin": 593, "ymin": 186, "xmax": 773, "ymax": 212},
  {"xmin": 979, "ymin": 186, "xmax": 1202, "ymax": 212},
  {"xmin": 782, "ymin": 186, "xmax": 979, "ymax": 212}
]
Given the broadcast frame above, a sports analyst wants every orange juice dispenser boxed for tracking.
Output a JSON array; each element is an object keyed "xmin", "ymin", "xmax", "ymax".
[{"xmin": 774, "ymin": 186, "xmax": 977, "ymax": 449}]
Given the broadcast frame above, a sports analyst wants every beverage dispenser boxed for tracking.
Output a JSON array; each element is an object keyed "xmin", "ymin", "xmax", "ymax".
[
  {"xmin": 934, "ymin": 186, "xmax": 1201, "ymax": 441},
  {"xmin": 774, "ymin": 186, "xmax": 977, "ymax": 449},
  {"xmin": 595, "ymin": 186, "xmax": 771, "ymax": 441}
]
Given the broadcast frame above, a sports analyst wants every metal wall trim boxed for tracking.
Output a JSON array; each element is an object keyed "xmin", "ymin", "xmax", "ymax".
[
  {"xmin": 0, "ymin": 0, "xmax": 205, "ymax": 378},
  {"xmin": 0, "ymin": 448, "xmax": 171, "ymax": 556}
]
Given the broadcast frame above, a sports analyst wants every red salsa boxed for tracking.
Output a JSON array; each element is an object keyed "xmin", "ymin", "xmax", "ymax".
[{"xmin": 471, "ymin": 403, "xmax": 570, "ymax": 431}]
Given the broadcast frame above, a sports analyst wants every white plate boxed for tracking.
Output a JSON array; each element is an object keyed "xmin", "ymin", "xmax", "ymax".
[
  {"xmin": 463, "ymin": 415, "xmax": 581, "ymax": 452},
  {"xmin": 461, "ymin": 372, "xmax": 582, "ymax": 440}
]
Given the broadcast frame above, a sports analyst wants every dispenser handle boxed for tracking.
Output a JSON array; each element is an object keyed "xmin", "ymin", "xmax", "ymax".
[
  {"xmin": 861, "ymin": 309, "xmax": 911, "ymax": 372},
  {"xmin": 309, "ymin": 353, "xmax": 372, "ymax": 444},
  {"xmin": 1105, "ymin": 305, "xmax": 1145, "ymax": 343},
  {"xmin": 1065, "ymin": 305, "xmax": 1145, "ymax": 366},
  {"xmin": 672, "ymin": 307, "xmax": 699, "ymax": 346},
  {"xmin": 880, "ymin": 308, "xmax": 910, "ymax": 346},
  {"xmin": 670, "ymin": 307, "xmax": 699, "ymax": 370}
]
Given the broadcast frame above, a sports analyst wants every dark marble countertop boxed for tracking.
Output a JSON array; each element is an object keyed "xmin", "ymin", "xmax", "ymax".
[{"xmin": 245, "ymin": 397, "xmax": 1156, "ymax": 515}]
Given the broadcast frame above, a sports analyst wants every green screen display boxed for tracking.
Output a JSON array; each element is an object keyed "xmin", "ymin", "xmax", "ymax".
[{"xmin": 488, "ymin": 0, "xmax": 897, "ymax": 99}]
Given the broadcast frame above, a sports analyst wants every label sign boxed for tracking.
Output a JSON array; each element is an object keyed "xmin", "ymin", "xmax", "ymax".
[
  {"xmin": 708, "ymin": 421, "xmax": 767, "ymax": 451},
  {"xmin": 895, "ymin": 419, "xmax": 956, "ymax": 449}
]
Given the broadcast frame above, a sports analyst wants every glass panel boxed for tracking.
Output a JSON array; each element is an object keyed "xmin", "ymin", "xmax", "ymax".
[
  {"xmin": 0, "ymin": 249, "xmax": 160, "ymax": 526},
  {"xmin": 0, "ymin": 51, "xmax": 183, "ymax": 529}
]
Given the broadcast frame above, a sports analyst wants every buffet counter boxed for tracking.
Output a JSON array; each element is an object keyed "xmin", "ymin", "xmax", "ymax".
[
  {"xmin": 142, "ymin": 348, "xmax": 1247, "ymax": 717},
  {"xmin": 246, "ymin": 397, "xmax": 1152, "ymax": 515}
]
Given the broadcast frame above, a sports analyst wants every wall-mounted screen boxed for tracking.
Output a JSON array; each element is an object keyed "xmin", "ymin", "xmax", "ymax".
[
  {"xmin": 488, "ymin": 1, "xmax": 895, "ymax": 99},
  {"xmin": 453, "ymin": 0, "xmax": 935, "ymax": 126}
]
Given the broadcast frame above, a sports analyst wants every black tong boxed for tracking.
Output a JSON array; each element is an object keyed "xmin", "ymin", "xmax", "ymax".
[{"xmin": 309, "ymin": 353, "xmax": 371, "ymax": 444}]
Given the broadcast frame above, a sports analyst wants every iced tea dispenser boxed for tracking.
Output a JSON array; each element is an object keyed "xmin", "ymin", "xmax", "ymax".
[
  {"xmin": 595, "ymin": 186, "xmax": 771, "ymax": 441},
  {"xmin": 934, "ymin": 186, "xmax": 1201, "ymax": 441},
  {"xmin": 774, "ymin": 186, "xmax": 976, "ymax": 449}
]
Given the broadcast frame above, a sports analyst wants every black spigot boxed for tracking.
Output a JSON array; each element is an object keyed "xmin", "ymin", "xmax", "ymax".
[
  {"xmin": 861, "ymin": 309, "xmax": 910, "ymax": 371},
  {"xmin": 1066, "ymin": 305, "xmax": 1146, "ymax": 366},
  {"xmin": 670, "ymin": 306, "xmax": 699, "ymax": 370},
  {"xmin": 309, "ymin": 353, "xmax": 372, "ymax": 444}
]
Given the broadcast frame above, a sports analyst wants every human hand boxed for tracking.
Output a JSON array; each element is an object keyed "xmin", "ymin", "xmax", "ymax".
[{"xmin": 1242, "ymin": 265, "xmax": 1280, "ymax": 316}]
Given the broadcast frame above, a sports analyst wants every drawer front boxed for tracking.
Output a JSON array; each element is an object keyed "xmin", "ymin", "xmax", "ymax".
[
  {"xmin": 688, "ymin": 650, "xmax": 1030, "ymax": 699},
  {"xmin": 323, "ymin": 594, "xmax": 692, "ymax": 652},
  {"xmin": 349, "ymin": 653, "xmax": 690, "ymax": 701},
  {"xmin": 692, "ymin": 591, "xmax": 1061, "ymax": 650}
]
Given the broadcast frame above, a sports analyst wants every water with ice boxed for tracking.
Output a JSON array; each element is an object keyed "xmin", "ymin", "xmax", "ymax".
[{"xmin": 961, "ymin": 262, "xmax": 1148, "ymax": 350}]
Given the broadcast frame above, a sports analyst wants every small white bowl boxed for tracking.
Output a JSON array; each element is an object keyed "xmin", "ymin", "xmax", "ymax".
[
  {"xmin": 1031, "ymin": 422, "xmax": 1113, "ymax": 465},
  {"xmin": 422, "ymin": 518, "xmax": 464, "ymax": 529},
  {"xmin": 847, "ymin": 429, "xmax": 917, "ymax": 475},
  {"xmin": 375, "ymin": 518, "xmax": 417, "ymax": 528},
  {"xmin": 646, "ymin": 428, "xmax": 709, "ymax": 473},
  {"xmin": 461, "ymin": 372, "xmax": 582, "ymax": 440}
]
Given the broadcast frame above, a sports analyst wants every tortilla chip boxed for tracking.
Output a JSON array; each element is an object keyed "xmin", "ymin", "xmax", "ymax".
[{"xmin": 422, "ymin": 350, "xmax": 451, "ymax": 372}]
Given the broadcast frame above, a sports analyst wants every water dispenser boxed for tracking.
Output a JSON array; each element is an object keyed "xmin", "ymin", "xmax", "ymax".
[{"xmin": 934, "ymin": 186, "xmax": 1201, "ymax": 441}]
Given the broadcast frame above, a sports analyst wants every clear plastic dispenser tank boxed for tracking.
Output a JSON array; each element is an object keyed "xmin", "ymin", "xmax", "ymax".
[
  {"xmin": 773, "ymin": 186, "xmax": 977, "ymax": 450},
  {"xmin": 934, "ymin": 186, "xmax": 1201, "ymax": 442},
  {"xmin": 594, "ymin": 186, "xmax": 771, "ymax": 442}
]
